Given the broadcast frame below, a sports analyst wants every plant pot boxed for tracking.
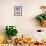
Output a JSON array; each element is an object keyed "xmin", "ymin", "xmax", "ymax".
[
  {"xmin": 40, "ymin": 20, "xmax": 46, "ymax": 27},
  {"xmin": 11, "ymin": 36, "xmax": 17, "ymax": 44},
  {"xmin": 7, "ymin": 39, "xmax": 12, "ymax": 44}
]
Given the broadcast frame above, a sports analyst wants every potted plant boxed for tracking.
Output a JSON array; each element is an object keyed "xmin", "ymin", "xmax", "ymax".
[
  {"xmin": 36, "ymin": 14, "xmax": 46, "ymax": 27},
  {"xmin": 5, "ymin": 26, "xmax": 18, "ymax": 43},
  {"xmin": 36, "ymin": 6, "xmax": 46, "ymax": 27}
]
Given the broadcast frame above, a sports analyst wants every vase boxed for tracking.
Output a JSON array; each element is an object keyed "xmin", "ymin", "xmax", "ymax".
[
  {"xmin": 7, "ymin": 39, "xmax": 12, "ymax": 44},
  {"xmin": 11, "ymin": 36, "xmax": 17, "ymax": 44},
  {"xmin": 41, "ymin": 20, "xmax": 46, "ymax": 27}
]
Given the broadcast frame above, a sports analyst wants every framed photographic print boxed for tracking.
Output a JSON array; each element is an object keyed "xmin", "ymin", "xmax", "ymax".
[{"xmin": 14, "ymin": 6, "xmax": 22, "ymax": 16}]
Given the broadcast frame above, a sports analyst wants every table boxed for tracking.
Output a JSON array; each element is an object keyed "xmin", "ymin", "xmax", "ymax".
[{"xmin": 14, "ymin": 43, "xmax": 46, "ymax": 46}]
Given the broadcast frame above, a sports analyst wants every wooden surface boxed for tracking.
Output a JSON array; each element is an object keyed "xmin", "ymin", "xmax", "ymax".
[{"xmin": 14, "ymin": 43, "xmax": 46, "ymax": 46}]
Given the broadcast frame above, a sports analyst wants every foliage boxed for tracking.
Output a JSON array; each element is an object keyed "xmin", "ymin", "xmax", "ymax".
[
  {"xmin": 5, "ymin": 26, "xmax": 18, "ymax": 39},
  {"xmin": 36, "ymin": 14, "xmax": 46, "ymax": 21}
]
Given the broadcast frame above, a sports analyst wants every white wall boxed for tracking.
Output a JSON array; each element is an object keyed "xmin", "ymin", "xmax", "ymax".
[{"xmin": 0, "ymin": 0, "xmax": 46, "ymax": 38}]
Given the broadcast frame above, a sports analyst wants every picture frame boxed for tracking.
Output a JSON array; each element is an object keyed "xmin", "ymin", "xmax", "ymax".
[{"xmin": 14, "ymin": 6, "xmax": 22, "ymax": 16}]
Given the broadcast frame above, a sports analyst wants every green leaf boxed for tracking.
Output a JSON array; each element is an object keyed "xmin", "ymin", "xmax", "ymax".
[
  {"xmin": 36, "ymin": 15, "xmax": 44, "ymax": 21},
  {"xmin": 5, "ymin": 26, "xmax": 18, "ymax": 39},
  {"xmin": 44, "ymin": 15, "xmax": 46, "ymax": 20}
]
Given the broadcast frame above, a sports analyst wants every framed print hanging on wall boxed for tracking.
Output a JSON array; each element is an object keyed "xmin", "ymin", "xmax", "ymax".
[{"xmin": 14, "ymin": 6, "xmax": 22, "ymax": 16}]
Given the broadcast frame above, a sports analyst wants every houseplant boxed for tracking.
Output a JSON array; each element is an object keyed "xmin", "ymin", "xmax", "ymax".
[
  {"xmin": 5, "ymin": 26, "xmax": 18, "ymax": 43},
  {"xmin": 36, "ymin": 14, "xmax": 46, "ymax": 27},
  {"xmin": 36, "ymin": 6, "xmax": 46, "ymax": 27}
]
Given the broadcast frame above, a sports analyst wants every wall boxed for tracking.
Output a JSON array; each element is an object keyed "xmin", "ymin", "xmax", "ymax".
[{"xmin": 0, "ymin": 0, "xmax": 46, "ymax": 39}]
